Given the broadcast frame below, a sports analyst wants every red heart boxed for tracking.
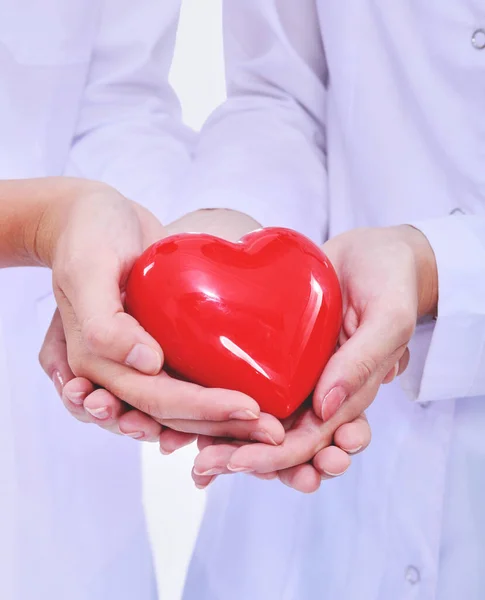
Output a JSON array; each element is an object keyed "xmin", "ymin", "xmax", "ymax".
[{"xmin": 125, "ymin": 228, "xmax": 342, "ymax": 419}]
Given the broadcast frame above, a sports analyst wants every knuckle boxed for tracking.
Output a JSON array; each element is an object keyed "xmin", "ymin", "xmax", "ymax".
[
  {"xmin": 192, "ymin": 388, "xmax": 218, "ymax": 421},
  {"xmin": 82, "ymin": 317, "xmax": 116, "ymax": 355},
  {"xmin": 354, "ymin": 357, "xmax": 377, "ymax": 388},
  {"xmin": 67, "ymin": 353, "xmax": 89, "ymax": 378},
  {"xmin": 121, "ymin": 389, "xmax": 154, "ymax": 418}
]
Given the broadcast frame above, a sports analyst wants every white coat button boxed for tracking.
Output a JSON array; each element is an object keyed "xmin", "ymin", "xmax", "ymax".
[
  {"xmin": 450, "ymin": 207, "xmax": 465, "ymax": 215},
  {"xmin": 420, "ymin": 401, "xmax": 431, "ymax": 409},
  {"xmin": 405, "ymin": 566, "xmax": 421, "ymax": 585},
  {"xmin": 472, "ymin": 29, "xmax": 485, "ymax": 50}
]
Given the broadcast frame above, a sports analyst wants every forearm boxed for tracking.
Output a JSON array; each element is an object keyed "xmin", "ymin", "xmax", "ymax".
[
  {"xmin": 166, "ymin": 209, "xmax": 261, "ymax": 242},
  {"xmin": 0, "ymin": 177, "xmax": 105, "ymax": 268},
  {"xmin": 171, "ymin": 1, "xmax": 328, "ymax": 243},
  {"xmin": 66, "ymin": 0, "xmax": 192, "ymax": 224}
]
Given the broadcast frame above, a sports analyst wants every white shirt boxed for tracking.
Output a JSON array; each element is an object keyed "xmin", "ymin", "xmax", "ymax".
[
  {"xmin": 0, "ymin": 1, "xmax": 192, "ymax": 598},
  {"xmin": 180, "ymin": 2, "xmax": 485, "ymax": 599}
]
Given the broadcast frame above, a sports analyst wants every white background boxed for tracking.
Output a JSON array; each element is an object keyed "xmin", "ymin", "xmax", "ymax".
[{"xmin": 143, "ymin": 2, "xmax": 225, "ymax": 599}]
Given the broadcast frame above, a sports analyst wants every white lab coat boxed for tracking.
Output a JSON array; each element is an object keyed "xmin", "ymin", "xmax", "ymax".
[
  {"xmin": 180, "ymin": 2, "xmax": 485, "ymax": 599},
  {"xmin": 0, "ymin": 1, "xmax": 192, "ymax": 598}
]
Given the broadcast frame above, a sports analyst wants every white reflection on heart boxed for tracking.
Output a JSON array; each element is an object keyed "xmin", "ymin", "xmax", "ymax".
[
  {"xmin": 219, "ymin": 336, "xmax": 270, "ymax": 379},
  {"xmin": 143, "ymin": 262, "xmax": 155, "ymax": 277}
]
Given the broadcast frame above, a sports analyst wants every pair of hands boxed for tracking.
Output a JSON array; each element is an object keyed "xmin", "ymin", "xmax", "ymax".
[{"xmin": 36, "ymin": 181, "xmax": 438, "ymax": 493}]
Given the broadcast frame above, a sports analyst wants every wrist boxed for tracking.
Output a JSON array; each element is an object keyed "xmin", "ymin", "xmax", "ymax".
[
  {"xmin": 166, "ymin": 208, "xmax": 261, "ymax": 242},
  {"xmin": 399, "ymin": 225, "xmax": 439, "ymax": 317},
  {"xmin": 32, "ymin": 178, "xmax": 112, "ymax": 268}
]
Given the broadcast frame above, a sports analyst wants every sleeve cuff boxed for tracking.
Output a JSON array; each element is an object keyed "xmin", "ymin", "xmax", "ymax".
[{"xmin": 401, "ymin": 216, "xmax": 485, "ymax": 401}]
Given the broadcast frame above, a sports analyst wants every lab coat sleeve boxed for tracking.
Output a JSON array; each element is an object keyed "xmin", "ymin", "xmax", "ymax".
[
  {"xmin": 65, "ymin": 0, "xmax": 194, "ymax": 223},
  {"xmin": 170, "ymin": 0, "xmax": 328, "ymax": 244},
  {"xmin": 400, "ymin": 215, "xmax": 485, "ymax": 402}
]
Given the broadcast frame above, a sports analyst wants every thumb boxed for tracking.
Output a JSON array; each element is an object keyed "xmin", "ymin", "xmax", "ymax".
[
  {"xmin": 55, "ymin": 259, "xmax": 163, "ymax": 375},
  {"xmin": 313, "ymin": 309, "xmax": 412, "ymax": 421}
]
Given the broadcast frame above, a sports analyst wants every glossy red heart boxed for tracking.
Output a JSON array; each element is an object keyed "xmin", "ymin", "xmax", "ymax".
[{"xmin": 125, "ymin": 227, "xmax": 342, "ymax": 419}]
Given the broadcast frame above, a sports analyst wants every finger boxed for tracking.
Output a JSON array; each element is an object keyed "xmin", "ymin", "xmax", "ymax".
[
  {"xmin": 192, "ymin": 467, "xmax": 216, "ymax": 490},
  {"xmin": 61, "ymin": 377, "xmax": 95, "ymax": 422},
  {"xmin": 160, "ymin": 412, "xmax": 285, "ymax": 444},
  {"xmin": 333, "ymin": 413, "xmax": 371, "ymax": 454},
  {"xmin": 118, "ymin": 409, "xmax": 164, "ymax": 442},
  {"xmin": 63, "ymin": 376, "xmax": 94, "ymax": 406},
  {"xmin": 63, "ymin": 340, "xmax": 265, "ymax": 424},
  {"xmin": 383, "ymin": 346, "xmax": 411, "ymax": 383},
  {"xmin": 278, "ymin": 464, "xmax": 322, "ymax": 494},
  {"xmin": 95, "ymin": 368, "xmax": 264, "ymax": 423},
  {"xmin": 83, "ymin": 388, "xmax": 129, "ymax": 433},
  {"xmin": 38, "ymin": 311, "xmax": 92, "ymax": 423},
  {"xmin": 383, "ymin": 348, "xmax": 410, "ymax": 383},
  {"xmin": 193, "ymin": 443, "xmax": 242, "ymax": 477},
  {"xmin": 197, "ymin": 435, "xmax": 216, "ymax": 451},
  {"xmin": 398, "ymin": 347, "xmax": 410, "ymax": 375},
  {"xmin": 38, "ymin": 309, "xmax": 75, "ymax": 396},
  {"xmin": 315, "ymin": 368, "xmax": 384, "ymax": 439},
  {"xmin": 75, "ymin": 381, "xmax": 164, "ymax": 440},
  {"xmin": 158, "ymin": 430, "xmax": 197, "ymax": 454},
  {"xmin": 252, "ymin": 472, "xmax": 279, "ymax": 481},
  {"xmin": 226, "ymin": 409, "xmax": 331, "ymax": 474},
  {"xmin": 311, "ymin": 446, "xmax": 351, "ymax": 478},
  {"xmin": 383, "ymin": 362, "xmax": 399, "ymax": 384},
  {"xmin": 197, "ymin": 436, "xmax": 247, "ymax": 451},
  {"xmin": 56, "ymin": 278, "xmax": 163, "ymax": 376},
  {"xmin": 314, "ymin": 308, "xmax": 413, "ymax": 420},
  {"xmin": 80, "ymin": 311, "xmax": 164, "ymax": 376}
]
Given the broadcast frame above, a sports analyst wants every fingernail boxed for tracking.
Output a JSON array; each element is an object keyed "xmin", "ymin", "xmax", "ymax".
[
  {"xmin": 85, "ymin": 406, "xmax": 110, "ymax": 420},
  {"xmin": 160, "ymin": 447, "xmax": 173, "ymax": 456},
  {"xmin": 52, "ymin": 371, "xmax": 64, "ymax": 397},
  {"xmin": 320, "ymin": 386, "xmax": 347, "ymax": 421},
  {"xmin": 126, "ymin": 344, "xmax": 161, "ymax": 375},
  {"xmin": 323, "ymin": 467, "xmax": 349, "ymax": 477},
  {"xmin": 229, "ymin": 409, "xmax": 259, "ymax": 421},
  {"xmin": 64, "ymin": 390, "xmax": 85, "ymax": 406},
  {"xmin": 193, "ymin": 468, "xmax": 223, "ymax": 476},
  {"xmin": 249, "ymin": 431, "xmax": 278, "ymax": 446},
  {"xmin": 123, "ymin": 431, "xmax": 145, "ymax": 440},
  {"xmin": 346, "ymin": 445, "xmax": 363, "ymax": 455},
  {"xmin": 227, "ymin": 464, "xmax": 254, "ymax": 473}
]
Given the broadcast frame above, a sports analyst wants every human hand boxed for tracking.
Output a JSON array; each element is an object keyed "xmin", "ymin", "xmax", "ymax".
[
  {"xmin": 40, "ymin": 311, "xmax": 284, "ymax": 446},
  {"xmin": 190, "ymin": 404, "xmax": 371, "ymax": 493},
  {"xmin": 312, "ymin": 225, "xmax": 437, "ymax": 426},
  {"xmin": 191, "ymin": 225, "xmax": 437, "ymax": 492},
  {"xmin": 39, "ymin": 203, "xmax": 284, "ymax": 445}
]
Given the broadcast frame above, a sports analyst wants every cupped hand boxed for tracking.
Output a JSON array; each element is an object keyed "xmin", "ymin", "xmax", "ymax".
[
  {"xmin": 312, "ymin": 225, "xmax": 437, "ymax": 426},
  {"xmin": 40, "ymin": 308, "xmax": 285, "ymax": 446},
  {"xmin": 190, "ymin": 224, "xmax": 438, "ymax": 493},
  {"xmin": 38, "ymin": 188, "xmax": 281, "ymax": 442},
  {"xmin": 190, "ymin": 404, "xmax": 371, "ymax": 493}
]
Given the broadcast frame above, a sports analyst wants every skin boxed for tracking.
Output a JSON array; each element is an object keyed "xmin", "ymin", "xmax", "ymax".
[
  {"xmin": 4, "ymin": 178, "xmax": 285, "ymax": 444},
  {"xmin": 42, "ymin": 206, "xmax": 374, "ymax": 488},
  {"xmin": 192, "ymin": 225, "xmax": 438, "ymax": 493}
]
